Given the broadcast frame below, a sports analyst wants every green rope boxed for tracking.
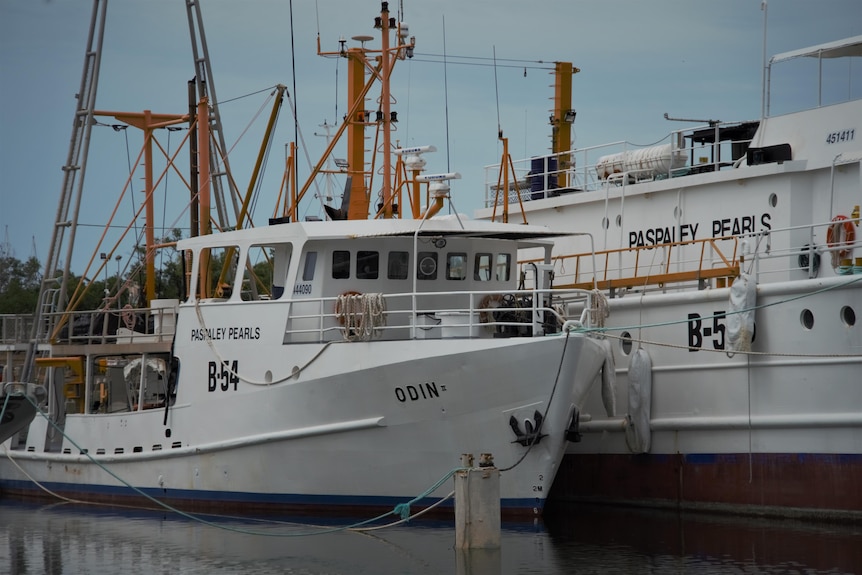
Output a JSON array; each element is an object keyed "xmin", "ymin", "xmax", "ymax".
[{"xmin": 393, "ymin": 467, "xmax": 467, "ymax": 519}]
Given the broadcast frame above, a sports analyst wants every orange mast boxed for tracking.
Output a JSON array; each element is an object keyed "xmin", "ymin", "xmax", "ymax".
[{"xmin": 311, "ymin": 2, "xmax": 416, "ymax": 220}]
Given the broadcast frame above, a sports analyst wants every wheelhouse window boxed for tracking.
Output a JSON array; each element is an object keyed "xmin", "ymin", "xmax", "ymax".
[
  {"xmin": 303, "ymin": 251, "xmax": 318, "ymax": 281},
  {"xmin": 417, "ymin": 251, "xmax": 438, "ymax": 280},
  {"xmin": 474, "ymin": 253, "xmax": 492, "ymax": 281},
  {"xmin": 356, "ymin": 251, "xmax": 379, "ymax": 279},
  {"xmin": 241, "ymin": 243, "xmax": 288, "ymax": 301},
  {"xmin": 332, "ymin": 250, "xmax": 350, "ymax": 279},
  {"xmin": 446, "ymin": 253, "xmax": 468, "ymax": 280},
  {"xmin": 495, "ymin": 253, "xmax": 511, "ymax": 281},
  {"xmin": 196, "ymin": 245, "xmax": 239, "ymax": 299},
  {"xmin": 388, "ymin": 251, "xmax": 409, "ymax": 280}
]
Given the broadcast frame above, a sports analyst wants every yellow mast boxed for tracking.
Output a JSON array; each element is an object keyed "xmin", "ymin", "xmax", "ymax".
[
  {"xmin": 346, "ymin": 46, "xmax": 370, "ymax": 219},
  {"xmin": 551, "ymin": 62, "xmax": 579, "ymax": 188},
  {"xmin": 311, "ymin": 1, "xmax": 415, "ymax": 220}
]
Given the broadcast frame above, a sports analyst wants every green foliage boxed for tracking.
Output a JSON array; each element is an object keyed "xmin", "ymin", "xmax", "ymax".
[
  {"xmin": 0, "ymin": 228, "xmax": 188, "ymax": 316},
  {"xmin": 0, "ymin": 255, "xmax": 42, "ymax": 314},
  {"xmin": 131, "ymin": 228, "xmax": 186, "ymax": 302}
]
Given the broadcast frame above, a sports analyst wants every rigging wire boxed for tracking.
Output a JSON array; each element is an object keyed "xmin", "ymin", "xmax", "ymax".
[
  {"xmin": 248, "ymin": 108, "xmax": 280, "ymax": 221},
  {"xmin": 216, "ymin": 85, "xmax": 278, "ymax": 106},
  {"xmin": 281, "ymin": 91, "xmax": 327, "ymax": 218},
  {"xmin": 411, "ymin": 53, "xmax": 554, "ymax": 71}
]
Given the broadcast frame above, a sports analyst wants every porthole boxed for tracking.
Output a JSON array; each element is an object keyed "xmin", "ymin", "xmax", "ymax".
[
  {"xmin": 800, "ymin": 309, "xmax": 814, "ymax": 330},
  {"xmin": 419, "ymin": 255, "xmax": 437, "ymax": 277},
  {"xmin": 602, "ymin": 216, "xmax": 609, "ymax": 230},
  {"xmin": 615, "ymin": 214, "xmax": 622, "ymax": 227},
  {"xmin": 620, "ymin": 331, "xmax": 633, "ymax": 355},
  {"xmin": 674, "ymin": 206, "xmax": 682, "ymax": 219},
  {"xmin": 841, "ymin": 306, "xmax": 856, "ymax": 327},
  {"xmin": 769, "ymin": 193, "xmax": 778, "ymax": 208}
]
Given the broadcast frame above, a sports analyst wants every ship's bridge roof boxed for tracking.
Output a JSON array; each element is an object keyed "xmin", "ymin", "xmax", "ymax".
[
  {"xmin": 178, "ymin": 214, "xmax": 580, "ymax": 249},
  {"xmin": 770, "ymin": 35, "xmax": 862, "ymax": 64}
]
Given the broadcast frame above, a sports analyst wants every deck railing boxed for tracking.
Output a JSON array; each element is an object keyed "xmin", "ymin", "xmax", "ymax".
[
  {"xmin": 484, "ymin": 122, "xmax": 757, "ymax": 207},
  {"xmin": 281, "ymin": 287, "xmax": 598, "ymax": 343},
  {"xmin": 45, "ymin": 304, "xmax": 178, "ymax": 346},
  {"xmin": 522, "ymin": 236, "xmax": 741, "ymax": 293},
  {"xmin": 0, "ymin": 314, "xmax": 34, "ymax": 346},
  {"xmin": 524, "ymin": 219, "xmax": 862, "ymax": 295}
]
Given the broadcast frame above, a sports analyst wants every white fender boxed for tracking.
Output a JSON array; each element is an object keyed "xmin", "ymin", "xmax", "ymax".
[
  {"xmin": 625, "ymin": 348, "xmax": 652, "ymax": 454},
  {"xmin": 727, "ymin": 272, "xmax": 756, "ymax": 355},
  {"xmin": 600, "ymin": 338, "xmax": 616, "ymax": 417}
]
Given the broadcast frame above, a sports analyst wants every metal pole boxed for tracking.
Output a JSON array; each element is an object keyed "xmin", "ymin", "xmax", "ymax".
[{"xmin": 115, "ymin": 254, "xmax": 122, "ymax": 308}]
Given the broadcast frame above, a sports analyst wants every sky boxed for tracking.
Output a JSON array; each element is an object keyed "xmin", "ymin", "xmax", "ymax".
[{"xmin": 1, "ymin": 0, "xmax": 860, "ymax": 275}]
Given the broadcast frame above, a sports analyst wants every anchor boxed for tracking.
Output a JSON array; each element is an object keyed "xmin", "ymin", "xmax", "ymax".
[
  {"xmin": 565, "ymin": 406, "xmax": 582, "ymax": 443},
  {"xmin": 509, "ymin": 410, "xmax": 546, "ymax": 447}
]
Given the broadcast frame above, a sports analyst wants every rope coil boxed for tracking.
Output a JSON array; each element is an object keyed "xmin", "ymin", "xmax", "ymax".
[
  {"xmin": 335, "ymin": 292, "xmax": 386, "ymax": 341},
  {"xmin": 590, "ymin": 288, "xmax": 609, "ymax": 328}
]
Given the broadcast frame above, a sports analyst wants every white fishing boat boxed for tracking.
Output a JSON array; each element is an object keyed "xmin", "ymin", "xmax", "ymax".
[
  {"xmin": 0, "ymin": 1, "xmax": 608, "ymax": 517},
  {"xmin": 478, "ymin": 35, "xmax": 862, "ymax": 518}
]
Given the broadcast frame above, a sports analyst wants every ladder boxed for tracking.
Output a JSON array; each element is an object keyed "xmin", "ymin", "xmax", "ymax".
[{"xmin": 22, "ymin": 0, "xmax": 108, "ymax": 382}]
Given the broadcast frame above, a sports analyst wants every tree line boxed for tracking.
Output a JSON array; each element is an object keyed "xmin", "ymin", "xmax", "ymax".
[
  {"xmin": 0, "ymin": 230, "xmax": 186, "ymax": 315},
  {"xmin": 1, "ymin": 228, "xmax": 276, "ymax": 315}
]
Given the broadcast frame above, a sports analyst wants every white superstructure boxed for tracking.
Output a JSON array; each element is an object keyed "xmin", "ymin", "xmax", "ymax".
[{"xmin": 478, "ymin": 36, "xmax": 862, "ymax": 518}]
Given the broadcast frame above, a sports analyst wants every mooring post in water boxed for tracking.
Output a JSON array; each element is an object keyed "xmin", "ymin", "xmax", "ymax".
[{"xmin": 455, "ymin": 453, "xmax": 501, "ymax": 549}]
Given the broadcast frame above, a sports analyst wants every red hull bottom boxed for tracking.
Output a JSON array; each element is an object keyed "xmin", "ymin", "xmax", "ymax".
[{"xmin": 552, "ymin": 453, "xmax": 862, "ymax": 521}]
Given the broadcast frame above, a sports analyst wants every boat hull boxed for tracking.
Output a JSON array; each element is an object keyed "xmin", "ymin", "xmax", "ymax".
[
  {"xmin": 555, "ymin": 452, "xmax": 862, "ymax": 520},
  {"xmin": 1, "ymin": 334, "xmax": 605, "ymax": 517},
  {"xmin": 553, "ymin": 278, "xmax": 862, "ymax": 519}
]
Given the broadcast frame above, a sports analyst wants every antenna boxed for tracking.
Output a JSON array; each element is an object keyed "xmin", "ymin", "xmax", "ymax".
[
  {"xmin": 290, "ymin": 0, "xmax": 299, "ymax": 184},
  {"xmin": 760, "ymin": 0, "xmax": 769, "ymax": 118},
  {"xmin": 664, "ymin": 113, "xmax": 720, "ymax": 126},
  {"xmin": 493, "ymin": 46, "xmax": 501, "ymax": 138},
  {"xmin": 442, "ymin": 15, "xmax": 451, "ymax": 172}
]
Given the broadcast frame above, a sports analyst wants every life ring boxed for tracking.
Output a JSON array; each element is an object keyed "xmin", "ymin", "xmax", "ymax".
[
  {"xmin": 121, "ymin": 304, "xmax": 136, "ymax": 330},
  {"xmin": 826, "ymin": 215, "xmax": 855, "ymax": 262},
  {"xmin": 334, "ymin": 291, "xmax": 362, "ymax": 326},
  {"xmin": 478, "ymin": 294, "xmax": 504, "ymax": 323}
]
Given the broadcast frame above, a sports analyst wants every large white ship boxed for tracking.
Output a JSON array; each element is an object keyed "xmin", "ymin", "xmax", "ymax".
[{"xmin": 478, "ymin": 35, "xmax": 862, "ymax": 518}]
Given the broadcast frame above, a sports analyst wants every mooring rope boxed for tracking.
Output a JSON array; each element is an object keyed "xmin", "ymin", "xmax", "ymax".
[{"xmin": 3, "ymin": 391, "xmax": 466, "ymax": 537}]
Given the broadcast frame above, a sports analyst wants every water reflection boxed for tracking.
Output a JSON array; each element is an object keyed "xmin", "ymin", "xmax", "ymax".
[
  {"xmin": 542, "ymin": 503, "xmax": 862, "ymax": 574},
  {"xmin": 1, "ymin": 499, "xmax": 859, "ymax": 574}
]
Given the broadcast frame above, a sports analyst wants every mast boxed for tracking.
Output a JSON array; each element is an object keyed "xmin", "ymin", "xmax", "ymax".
[
  {"xmin": 379, "ymin": 2, "xmax": 393, "ymax": 218},
  {"xmin": 310, "ymin": 2, "xmax": 416, "ymax": 220},
  {"xmin": 551, "ymin": 62, "xmax": 579, "ymax": 189}
]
